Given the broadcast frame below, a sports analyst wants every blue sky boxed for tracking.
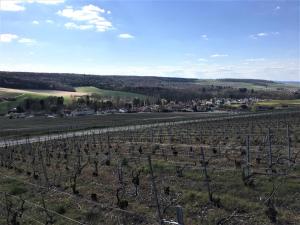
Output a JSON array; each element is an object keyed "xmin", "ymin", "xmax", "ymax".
[{"xmin": 0, "ymin": 0, "xmax": 299, "ymax": 81}]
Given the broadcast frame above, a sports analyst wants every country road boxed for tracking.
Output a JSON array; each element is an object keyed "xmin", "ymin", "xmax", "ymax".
[{"xmin": 0, "ymin": 111, "xmax": 297, "ymax": 148}]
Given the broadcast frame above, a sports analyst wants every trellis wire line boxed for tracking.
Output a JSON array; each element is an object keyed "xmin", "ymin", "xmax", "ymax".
[
  {"xmin": 0, "ymin": 191, "xmax": 85, "ymax": 225},
  {"xmin": 0, "ymin": 174, "xmax": 157, "ymax": 222},
  {"xmin": 0, "ymin": 200, "xmax": 45, "ymax": 225}
]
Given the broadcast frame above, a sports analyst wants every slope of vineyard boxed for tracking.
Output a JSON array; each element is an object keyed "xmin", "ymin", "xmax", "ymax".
[{"xmin": 0, "ymin": 111, "xmax": 299, "ymax": 224}]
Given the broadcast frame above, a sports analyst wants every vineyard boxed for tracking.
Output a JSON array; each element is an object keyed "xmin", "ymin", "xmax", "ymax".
[{"xmin": 0, "ymin": 111, "xmax": 299, "ymax": 225}]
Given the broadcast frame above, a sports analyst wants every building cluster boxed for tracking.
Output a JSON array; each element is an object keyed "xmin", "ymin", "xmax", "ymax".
[{"xmin": 6, "ymin": 97, "xmax": 265, "ymax": 119}]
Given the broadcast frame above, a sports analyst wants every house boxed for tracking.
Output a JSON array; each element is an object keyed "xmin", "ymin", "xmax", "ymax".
[
  {"xmin": 71, "ymin": 108, "xmax": 95, "ymax": 116},
  {"xmin": 180, "ymin": 108, "xmax": 194, "ymax": 112},
  {"xmin": 138, "ymin": 106, "xmax": 152, "ymax": 112},
  {"xmin": 119, "ymin": 109, "xmax": 128, "ymax": 113},
  {"xmin": 8, "ymin": 108, "xmax": 18, "ymax": 114},
  {"xmin": 6, "ymin": 112, "xmax": 26, "ymax": 119},
  {"xmin": 63, "ymin": 109, "xmax": 72, "ymax": 116}
]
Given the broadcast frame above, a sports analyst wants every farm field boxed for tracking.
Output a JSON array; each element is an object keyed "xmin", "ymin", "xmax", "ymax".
[
  {"xmin": 75, "ymin": 86, "xmax": 146, "ymax": 99},
  {"xmin": 0, "ymin": 112, "xmax": 229, "ymax": 139},
  {"xmin": 0, "ymin": 88, "xmax": 86, "ymax": 115},
  {"xmin": 196, "ymin": 79, "xmax": 300, "ymax": 92},
  {"xmin": 0, "ymin": 110, "xmax": 299, "ymax": 225},
  {"xmin": 256, "ymin": 99, "xmax": 300, "ymax": 107},
  {"xmin": 0, "ymin": 87, "xmax": 146, "ymax": 115}
]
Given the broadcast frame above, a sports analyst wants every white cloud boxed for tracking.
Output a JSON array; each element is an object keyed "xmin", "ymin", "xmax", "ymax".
[
  {"xmin": 18, "ymin": 38, "xmax": 36, "ymax": 44},
  {"xmin": 45, "ymin": 19, "xmax": 54, "ymax": 24},
  {"xmin": 107, "ymin": 10, "xmax": 111, "ymax": 15},
  {"xmin": 0, "ymin": 0, "xmax": 64, "ymax": 11},
  {"xmin": 0, "ymin": 1, "xmax": 26, "ymax": 11},
  {"xmin": 196, "ymin": 59, "xmax": 299, "ymax": 81},
  {"xmin": 257, "ymin": 32, "xmax": 268, "ymax": 37},
  {"xmin": 201, "ymin": 34, "xmax": 208, "ymax": 40},
  {"xmin": 210, "ymin": 54, "xmax": 228, "ymax": 58},
  {"xmin": 118, "ymin": 33, "xmax": 135, "ymax": 39},
  {"xmin": 250, "ymin": 32, "xmax": 279, "ymax": 39},
  {"xmin": 275, "ymin": 6, "xmax": 280, "ymax": 11},
  {"xmin": 245, "ymin": 58, "xmax": 265, "ymax": 62},
  {"xmin": 0, "ymin": 33, "xmax": 36, "ymax": 45},
  {"xmin": 271, "ymin": 31, "xmax": 280, "ymax": 35},
  {"xmin": 1, "ymin": 58, "xmax": 298, "ymax": 81},
  {"xmin": 83, "ymin": 59, "xmax": 299, "ymax": 81},
  {"xmin": 30, "ymin": 0, "xmax": 65, "ymax": 4},
  {"xmin": 0, "ymin": 33, "xmax": 19, "ymax": 42},
  {"xmin": 198, "ymin": 58, "xmax": 208, "ymax": 62},
  {"xmin": 57, "ymin": 4, "xmax": 112, "ymax": 32},
  {"xmin": 32, "ymin": 20, "xmax": 39, "ymax": 25},
  {"xmin": 65, "ymin": 22, "xmax": 94, "ymax": 30}
]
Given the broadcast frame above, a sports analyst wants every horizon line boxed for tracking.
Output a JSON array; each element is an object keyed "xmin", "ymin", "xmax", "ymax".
[{"xmin": 0, "ymin": 70, "xmax": 299, "ymax": 83}]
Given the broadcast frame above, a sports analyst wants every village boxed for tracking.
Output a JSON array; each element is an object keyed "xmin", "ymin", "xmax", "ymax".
[{"xmin": 5, "ymin": 96, "xmax": 272, "ymax": 119}]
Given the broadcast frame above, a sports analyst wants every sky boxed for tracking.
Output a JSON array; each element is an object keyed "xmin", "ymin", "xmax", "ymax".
[{"xmin": 0, "ymin": 0, "xmax": 299, "ymax": 81}]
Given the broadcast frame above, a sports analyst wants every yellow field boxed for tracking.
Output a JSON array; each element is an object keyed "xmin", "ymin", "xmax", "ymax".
[
  {"xmin": 256, "ymin": 99, "xmax": 300, "ymax": 107},
  {"xmin": 0, "ymin": 87, "xmax": 87, "ymax": 98}
]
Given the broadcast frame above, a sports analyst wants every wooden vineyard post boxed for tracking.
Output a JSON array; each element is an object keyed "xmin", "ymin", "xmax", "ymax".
[
  {"xmin": 186, "ymin": 126, "xmax": 189, "ymax": 145},
  {"xmin": 243, "ymin": 135, "xmax": 250, "ymax": 178},
  {"xmin": 147, "ymin": 155, "xmax": 163, "ymax": 225},
  {"xmin": 287, "ymin": 124, "xmax": 292, "ymax": 166},
  {"xmin": 176, "ymin": 205, "xmax": 184, "ymax": 225},
  {"xmin": 268, "ymin": 128, "xmax": 273, "ymax": 172},
  {"xmin": 151, "ymin": 129, "xmax": 154, "ymax": 143},
  {"xmin": 168, "ymin": 127, "xmax": 172, "ymax": 144},
  {"xmin": 247, "ymin": 135, "xmax": 250, "ymax": 166},
  {"xmin": 159, "ymin": 128, "xmax": 162, "ymax": 144},
  {"xmin": 200, "ymin": 147, "xmax": 212, "ymax": 202},
  {"xmin": 38, "ymin": 149, "xmax": 49, "ymax": 187},
  {"xmin": 245, "ymin": 135, "xmax": 251, "ymax": 177}
]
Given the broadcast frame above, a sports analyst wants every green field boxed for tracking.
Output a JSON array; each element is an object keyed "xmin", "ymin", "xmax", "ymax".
[
  {"xmin": 0, "ymin": 93, "xmax": 44, "ymax": 114},
  {"xmin": 0, "ymin": 88, "xmax": 82, "ymax": 114},
  {"xmin": 0, "ymin": 90, "xmax": 21, "ymax": 98},
  {"xmin": 75, "ymin": 86, "xmax": 146, "ymax": 99},
  {"xmin": 0, "ymin": 87, "xmax": 146, "ymax": 114},
  {"xmin": 197, "ymin": 79, "xmax": 299, "ymax": 91}
]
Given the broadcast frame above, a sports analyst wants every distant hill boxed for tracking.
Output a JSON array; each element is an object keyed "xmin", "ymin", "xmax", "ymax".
[
  {"xmin": 218, "ymin": 78, "xmax": 275, "ymax": 84},
  {"xmin": 217, "ymin": 78, "xmax": 275, "ymax": 87},
  {"xmin": 0, "ymin": 71, "xmax": 299, "ymax": 101}
]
